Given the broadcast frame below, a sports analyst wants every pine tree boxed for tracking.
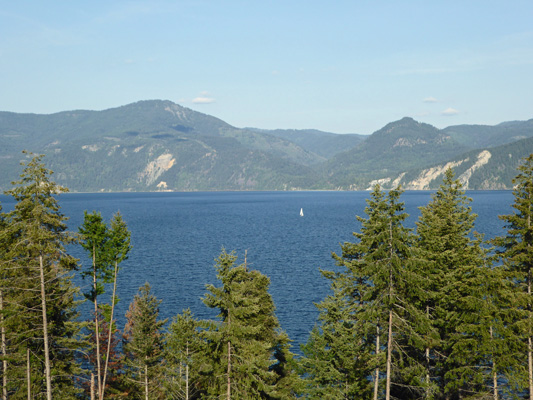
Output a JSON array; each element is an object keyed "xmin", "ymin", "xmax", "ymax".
[
  {"xmin": 300, "ymin": 185, "xmax": 431, "ymax": 399},
  {"xmin": 493, "ymin": 154, "xmax": 533, "ymax": 399},
  {"xmin": 79, "ymin": 211, "xmax": 131, "ymax": 399},
  {"xmin": 164, "ymin": 309, "xmax": 206, "ymax": 399},
  {"xmin": 102, "ymin": 212, "xmax": 131, "ymax": 400},
  {"xmin": 123, "ymin": 283, "xmax": 167, "ymax": 400},
  {"xmin": 415, "ymin": 168, "xmax": 494, "ymax": 399},
  {"xmin": 202, "ymin": 250, "xmax": 299, "ymax": 399},
  {"xmin": 1, "ymin": 152, "xmax": 83, "ymax": 399},
  {"xmin": 79, "ymin": 210, "xmax": 112, "ymax": 399}
]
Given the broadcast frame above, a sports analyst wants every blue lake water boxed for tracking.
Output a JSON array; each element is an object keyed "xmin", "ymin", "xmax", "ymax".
[{"xmin": 0, "ymin": 190, "xmax": 514, "ymax": 351}]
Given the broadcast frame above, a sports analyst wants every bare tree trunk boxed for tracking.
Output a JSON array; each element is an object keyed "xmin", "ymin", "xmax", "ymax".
[
  {"xmin": 93, "ymin": 247, "xmax": 102, "ymax": 400},
  {"xmin": 0, "ymin": 289, "xmax": 7, "ymax": 400},
  {"xmin": 374, "ymin": 325, "xmax": 380, "ymax": 400},
  {"xmin": 227, "ymin": 341, "xmax": 231, "ymax": 400},
  {"xmin": 144, "ymin": 363, "xmax": 148, "ymax": 400},
  {"xmin": 27, "ymin": 347, "xmax": 31, "ymax": 400},
  {"xmin": 385, "ymin": 309, "xmax": 393, "ymax": 400},
  {"xmin": 101, "ymin": 260, "xmax": 119, "ymax": 400},
  {"xmin": 39, "ymin": 254, "xmax": 52, "ymax": 400},
  {"xmin": 186, "ymin": 343, "xmax": 189, "ymax": 400},
  {"xmin": 91, "ymin": 373, "xmax": 95, "ymax": 400},
  {"xmin": 527, "ymin": 268, "xmax": 533, "ymax": 400},
  {"xmin": 489, "ymin": 326, "xmax": 498, "ymax": 400},
  {"xmin": 426, "ymin": 305, "xmax": 430, "ymax": 399}
]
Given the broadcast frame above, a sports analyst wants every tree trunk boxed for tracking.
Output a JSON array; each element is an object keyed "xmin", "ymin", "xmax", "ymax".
[
  {"xmin": 186, "ymin": 343, "xmax": 189, "ymax": 400},
  {"xmin": 374, "ymin": 325, "xmax": 379, "ymax": 400},
  {"xmin": 227, "ymin": 341, "xmax": 231, "ymax": 400},
  {"xmin": 27, "ymin": 347, "xmax": 31, "ymax": 400},
  {"xmin": 39, "ymin": 254, "xmax": 52, "ymax": 400},
  {"xmin": 426, "ymin": 305, "xmax": 430, "ymax": 399},
  {"xmin": 93, "ymin": 247, "xmax": 102, "ymax": 400},
  {"xmin": 385, "ymin": 309, "xmax": 393, "ymax": 400},
  {"xmin": 0, "ymin": 289, "xmax": 7, "ymax": 400},
  {"xmin": 490, "ymin": 326, "xmax": 498, "ymax": 400},
  {"xmin": 101, "ymin": 260, "xmax": 119, "ymax": 400},
  {"xmin": 91, "ymin": 373, "xmax": 95, "ymax": 400},
  {"xmin": 144, "ymin": 363, "xmax": 148, "ymax": 400},
  {"xmin": 527, "ymin": 268, "xmax": 533, "ymax": 400}
]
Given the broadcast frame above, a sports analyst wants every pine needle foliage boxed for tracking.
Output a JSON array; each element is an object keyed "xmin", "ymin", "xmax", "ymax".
[
  {"xmin": 493, "ymin": 154, "xmax": 533, "ymax": 399},
  {"xmin": 202, "ymin": 250, "xmax": 300, "ymax": 399},
  {"xmin": 0, "ymin": 152, "xmax": 83, "ymax": 399}
]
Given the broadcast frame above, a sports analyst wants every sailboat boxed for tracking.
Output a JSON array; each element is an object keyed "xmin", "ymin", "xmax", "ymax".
[{"xmin": 300, "ymin": 208, "xmax": 304, "ymax": 217}]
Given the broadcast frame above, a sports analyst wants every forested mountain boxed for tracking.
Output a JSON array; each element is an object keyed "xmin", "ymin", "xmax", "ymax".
[{"xmin": 0, "ymin": 100, "xmax": 532, "ymax": 192}]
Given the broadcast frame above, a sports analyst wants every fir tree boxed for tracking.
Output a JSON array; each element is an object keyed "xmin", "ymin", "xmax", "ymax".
[
  {"xmin": 300, "ymin": 185, "xmax": 431, "ymax": 399},
  {"xmin": 202, "ymin": 250, "xmax": 299, "ymax": 399},
  {"xmin": 123, "ymin": 283, "xmax": 167, "ymax": 400},
  {"xmin": 415, "ymin": 168, "xmax": 493, "ymax": 399},
  {"xmin": 79, "ymin": 210, "xmax": 112, "ymax": 399},
  {"xmin": 357, "ymin": 186, "xmax": 430, "ymax": 400},
  {"xmin": 493, "ymin": 154, "xmax": 533, "ymax": 399},
  {"xmin": 164, "ymin": 309, "xmax": 206, "ymax": 399},
  {"xmin": 1, "ymin": 152, "xmax": 83, "ymax": 399}
]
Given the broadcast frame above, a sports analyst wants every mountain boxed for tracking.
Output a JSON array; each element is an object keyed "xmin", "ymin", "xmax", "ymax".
[
  {"xmin": 0, "ymin": 100, "xmax": 323, "ymax": 192},
  {"xmin": 323, "ymin": 117, "xmax": 470, "ymax": 188},
  {"xmin": 0, "ymin": 100, "xmax": 532, "ymax": 192},
  {"xmin": 443, "ymin": 119, "xmax": 533, "ymax": 149},
  {"xmin": 371, "ymin": 136, "xmax": 533, "ymax": 190}
]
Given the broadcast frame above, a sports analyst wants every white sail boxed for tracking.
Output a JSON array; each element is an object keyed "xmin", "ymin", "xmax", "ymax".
[{"xmin": 300, "ymin": 208, "xmax": 304, "ymax": 217}]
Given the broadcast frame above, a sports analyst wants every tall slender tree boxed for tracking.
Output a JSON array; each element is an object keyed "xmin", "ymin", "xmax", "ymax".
[
  {"xmin": 164, "ymin": 309, "xmax": 206, "ymax": 400},
  {"xmin": 301, "ymin": 185, "xmax": 431, "ymax": 399},
  {"xmin": 123, "ymin": 283, "xmax": 167, "ymax": 400},
  {"xmin": 415, "ymin": 168, "xmax": 493, "ymax": 399},
  {"xmin": 79, "ymin": 211, "xmax": 111, "ymax": 398},
  {"xmin": 2, "ymin": 152, "xmax": 83, "ymax": 399},
  {"xmin": 493, "ymin": 154, "xmax": 533, "ymax": 399},
  {"xmin": 101, "ymin": 213, "xmax": 131, "ymax": 400}
]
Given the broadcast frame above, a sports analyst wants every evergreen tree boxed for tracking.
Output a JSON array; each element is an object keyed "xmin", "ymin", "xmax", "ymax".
[
  {"xmin": 79, "ymin": 210, "xmax": 112, "ymax": 399},
  {"xmin": 1, "ymin": 152, "xmax": 83, "ymax": 399},
  {"xmin": 202, "ymin": 250, "xmax": 299, "ymax": 399},
  {"xmin": 493, "ymin": 154, "xmax": 533, "ymax": 399},
  {"xmin": 123, "ymin": 283, "xmax": 167, "ymax": 400},
  {"xmin": 102, "ymin": 212, "xmax": 131, "ymax": 400},
  {"xmin": 415, "ymin": 168, "xmax": 494, "ymax": 399},
  {"xmin": 164, "ymin": 309, "xmax": 206, "ymax": 399},
  {"xmin": 79, "ymin": 211, "xmax": 131, "ymax": 400},
  {"xmin": 300, "ymin": 185, "xmax": 431, "ymax": 399}
]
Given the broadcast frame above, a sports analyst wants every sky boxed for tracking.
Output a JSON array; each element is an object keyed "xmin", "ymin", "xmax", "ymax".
[{"xmin": 1, "ymin": 1, "xmax": 532, "ymax": 135}]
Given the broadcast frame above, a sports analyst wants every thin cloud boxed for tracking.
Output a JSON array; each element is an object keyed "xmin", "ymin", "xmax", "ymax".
[
  {"xmin": 423, "ymin": 97, "xmax": 438, "ymax": 103},
  {"xmin": 192, "ymin": 96, "xmax": 215, "ymax": 104},
  {"xmin": 442, "ymin": 107, "xmax": 459, "ymax": 116}
]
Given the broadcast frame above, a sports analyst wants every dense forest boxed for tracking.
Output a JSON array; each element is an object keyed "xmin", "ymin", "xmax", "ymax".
[{"xmin": 2, "ymin": 151, "xmax": 533, "ymax": 399}]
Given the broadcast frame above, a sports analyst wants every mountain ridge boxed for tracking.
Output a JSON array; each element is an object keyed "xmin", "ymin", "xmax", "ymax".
[{"xmin": 0, "ymin": 100, "xmax": 532, "ymax": 192}]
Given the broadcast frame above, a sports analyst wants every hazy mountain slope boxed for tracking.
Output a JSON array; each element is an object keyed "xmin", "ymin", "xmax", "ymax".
[
  {"xmin": 324, "ymin": 117, "xmax": 470, "ymax": 188},
  {"xmin": 443, "ymin": 119, "xmax": 533, "ymax": 149},
  {"xmin": 0, "ymin": 100, "xmax": 323, "ymax": 191},
  {"xmin": 373, "ymin": 136, "xmax": 533, "ymax": 190},
  {"xmin": 1, "ymin": 101, "xmax": 532, "ymax": 192},
  {"xmin": 253, "ymin": 128, "xmax": 366, "ymax": 159}
]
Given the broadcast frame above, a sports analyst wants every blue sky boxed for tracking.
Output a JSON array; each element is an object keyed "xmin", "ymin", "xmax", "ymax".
[{"xmin": 1, "ymin": 1, "xmax": 532, "ymax": 134}]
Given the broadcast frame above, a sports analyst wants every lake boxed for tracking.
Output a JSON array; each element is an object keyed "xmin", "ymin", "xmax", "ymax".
[{"xmin": 0, "ymin": 190, "xmax": 514, "ymax": 351}]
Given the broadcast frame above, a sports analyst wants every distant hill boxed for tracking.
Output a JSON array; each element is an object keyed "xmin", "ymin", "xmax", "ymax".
[
  {"xmin": 323, "ymin": 117, "xmax": 470, "ymax": 188},
  {"xmin": 250, "ymin": 128, "xmax": 366, "ymax": 159},
  {"xmin": 0, "ymin": 100, "xmax": 532, "ymax": 192}
]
